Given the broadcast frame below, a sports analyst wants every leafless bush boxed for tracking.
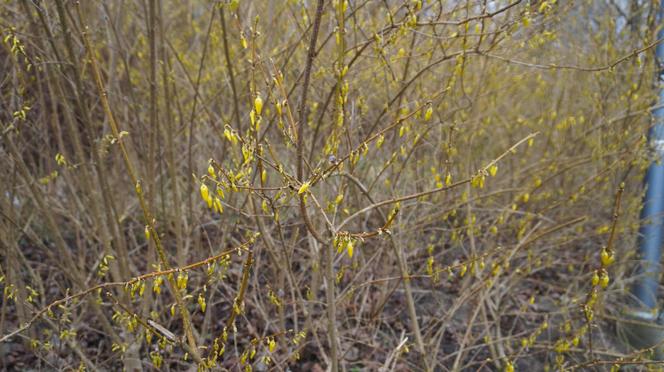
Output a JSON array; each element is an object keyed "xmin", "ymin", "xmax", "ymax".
[{"xmin": 0, "ymin": 1, "xmax": 661, "ymax": 370}]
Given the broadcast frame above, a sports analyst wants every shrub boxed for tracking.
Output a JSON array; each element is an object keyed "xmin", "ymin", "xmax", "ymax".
[{"xmin": 0, "ymin": 0, "xmax": 660, "ymax": 370}]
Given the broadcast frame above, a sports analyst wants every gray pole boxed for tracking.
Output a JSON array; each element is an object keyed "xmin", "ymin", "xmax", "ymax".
[{"xmin": 620, "ymin": 0, "xmax": 664, "ymax": 357}]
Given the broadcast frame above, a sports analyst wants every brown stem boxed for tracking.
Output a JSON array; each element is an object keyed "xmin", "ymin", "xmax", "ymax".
[
  {"xmin": 74, "ymin": 1, "xmax": 200, "ymax": 359},
  {"xmin": 295, "ymin": 1, "xmax": 338, "ymax": 370}
]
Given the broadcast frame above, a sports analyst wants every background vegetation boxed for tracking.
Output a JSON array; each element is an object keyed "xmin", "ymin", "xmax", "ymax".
[{"xmin": 1, "ymin": 0, "xmax": 662, "ymax": 370}]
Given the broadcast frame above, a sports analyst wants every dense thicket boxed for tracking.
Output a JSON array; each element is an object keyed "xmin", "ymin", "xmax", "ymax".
[{"xmin": 0, "ymin": 1, "xmax": 661, "ymax": 370}]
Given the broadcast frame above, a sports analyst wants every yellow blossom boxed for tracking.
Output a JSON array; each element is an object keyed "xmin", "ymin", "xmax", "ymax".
[
  {"xmin": 254, "ymin": 94, "xmax": 264, "ymax": 115},
  {"xmin": 424, "ymin": 106, "xmax": 433, "ymax": 121},
  {"xmin": 298, "ymin": 181, "xmax": 310, "ymax": 195}
]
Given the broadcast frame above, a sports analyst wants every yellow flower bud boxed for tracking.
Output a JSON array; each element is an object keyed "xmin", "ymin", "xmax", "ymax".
[
  {"xmin": 489, "ymin": 164, "xmax": 498, "ymax": 177},
  {"xmin": 214, "ymin": 197, "xmax": 223, "ymax": 214},
  {"xmin": 600, "ymin": 271, "xmax": 609, "ymax": 288},
  {"xmin": 177, "ymin": 272, "xmax": 188, "ymax": 290},
  {"xmin": 198, "ymin": 293, "xmax": 207, "ymax": 312},
  {"xmin": 268, "ymin": 339, "xmax": 276, "ymax": 353},
  {"xmin": 376, "ymin": 134, "xmax": 385, "ymax": 148},
  {"xmin": 254, "ymin": 94, "xmax": 264, "ymax": 115},
  {"xmin": 240, "ymin": 34, "xmax": 248, "ymax": 49},
  {"xmin": 153, "ymin": 276, "xmax": 163, "ymax": 295},
  {"xmin": 471, "ymin": 174, "xmax": 485, "ymax": 188},
  {"xmin": 424, "ymin": 106, "xmax": 433, "ymax": 121},
  {"xmin": 200, "ymin": 183, "xmax": 210, "ymax": 203},
  {"xmin": 224, "ymin": 128, "xmax": 238, "ymax": 144},
  {"xmin": 298, "ymin": 181, "xmax": 310, "ymax": 195},
  {"xmin": 459, "ymin": 263, "xmax": 467, "ymax": 277},
  {"xmin": 600, "ymin": 248, "xmax": 615, "ymax": 267},
  {"xmin": 55, "ymin": 153, "xmax": 66, "ymax": 166}
]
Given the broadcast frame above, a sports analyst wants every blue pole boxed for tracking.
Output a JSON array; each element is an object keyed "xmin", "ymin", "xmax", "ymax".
[{"xmin": 633, "ymin": 2, "xmax": 664, "ymax": 310}]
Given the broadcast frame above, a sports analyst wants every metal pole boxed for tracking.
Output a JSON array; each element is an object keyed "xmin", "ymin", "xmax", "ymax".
[
  {"xmin": 633, "ymin": 0, "xmax": 664, "ymax": 311},
  {"xmin": 619, "ymin": 2, "xmax": 664, "ymax": 358}
]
